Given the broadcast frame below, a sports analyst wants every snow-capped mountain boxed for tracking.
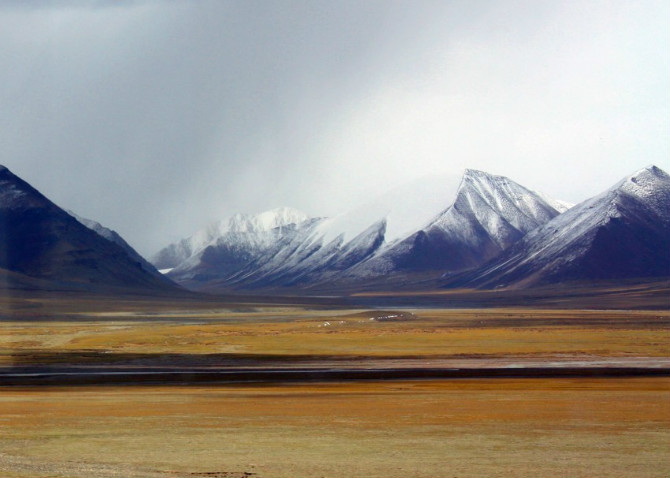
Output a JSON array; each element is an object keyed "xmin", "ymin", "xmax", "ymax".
[
  {"xmin": 152, "ymin": 206, "xmax": 310, "ymax": 271},
  {"xmin": 152, "ymin": 207, "xmax": 313, "ymax": 282},
  {"xmin": 444, "ymin": 165, "xmax": 670, "ymax": 288},
  {"xmin": 205, "ymin": 173, "xmax": 465, "ymax": 288},
  {"xmin": 343, "ymin": 169, "xmax": 564, "ymax": 278},
  {"xmin": 155, "ymin": 169, "xmax": 565, "ymax": 291},
  {"xmin": 0, "ymin": 165, "xmax": 179, "ymax": 293}
]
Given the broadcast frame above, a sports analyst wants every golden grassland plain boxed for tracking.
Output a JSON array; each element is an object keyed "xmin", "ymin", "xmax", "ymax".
[
  {"xmin": 1, "ymin": 305, "xmax": 669, "ymax": 364},
  {"xmin": 1, "ymin": 295, "xmax": 669, "ymax": 477},
  {"xmin": 0, "ymin": 379, "xmax": 669, "ymax": 478}
]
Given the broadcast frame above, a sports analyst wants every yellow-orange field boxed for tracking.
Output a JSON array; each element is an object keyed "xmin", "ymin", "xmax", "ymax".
[
  {"xmin": 0, "ymin": 379, "xmax": 668, "ymax": 478},
  {"xmin": 1, "ymin": 296, "xmax": 669, "ymax": 477},
  {"xmin": 1, "ymin": 307, "xmax": 669, "ymax": 364}
]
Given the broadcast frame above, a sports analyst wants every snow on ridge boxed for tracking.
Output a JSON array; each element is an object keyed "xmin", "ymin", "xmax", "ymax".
[
  {"xmin": 464, "ymin": 165, "xmax": 670, "ymax": 287},
  {"xmin": 153, "ymin": 168, "xmax": 575, "ymax": 270},
  {"xmin": 223, "ymin": 206, "xmax": 310, "ymax": 234},
  {"xmin": 152, "ymin": 207, "xmax": 312, "ymax": 270},
  {"xmin": 186, "ymin": 207, "xmax": 310, "ymax": 252},
  {"xmin": 156, "ymin": 166, "xmax": 666, "ymax": 286},
  {"xmin": 433, "ymin": 168, "xmax": 563, "ymax": 237},
  {"xmin": 67, "ymin": 210, "xmax": 118, "ymax": 242},
  {"xmin": 488, "ymin": 166, "xmax": 670, "ymax": 282},
  {"xmin": 503, "ymin": 165, "xmax": 670, "ymax": 268},
  {"xmin": 463, "ymin": 169, "xmax": 573, "ymax": 214},
  {"xmin": 619, "ymin": 164, "xmax": 669, "ymax": 198},
  {"xmin": 186, "ymin": 222, "xmax": 225, "ymax": 255}
]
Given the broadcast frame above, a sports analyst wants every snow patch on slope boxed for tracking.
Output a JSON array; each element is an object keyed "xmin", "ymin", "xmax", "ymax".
[{"xmin": 67, "ymin": 210, "xmax": 116, "ymax": 242}]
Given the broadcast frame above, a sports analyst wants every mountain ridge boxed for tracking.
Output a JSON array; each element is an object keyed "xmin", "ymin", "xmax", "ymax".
[
  {"xmin": 4, "ymin": 162, "xmax": 664, "ymax": 296},
  {"xmin": 442, "ymin": 165, "xmax": 670, "ymax": 289},
  {"xmin": 157, "ymin": 169, "xmax": 566, "ymax": 291},
  {"xmin": 341, "ymin": 168, "xmax": 564, "ymax": 278}
]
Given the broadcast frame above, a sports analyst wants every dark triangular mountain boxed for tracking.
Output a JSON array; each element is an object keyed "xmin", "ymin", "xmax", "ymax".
[
  {"xmin": 0, "ymin": 165, "xmax": 179, "ymax": 293},
  {"xmin": 443, "ymin": 165, "xmax": 670, "ymax": 289}
]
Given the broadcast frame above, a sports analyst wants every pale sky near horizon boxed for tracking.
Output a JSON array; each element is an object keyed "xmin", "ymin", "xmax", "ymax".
[{"xmin": 1, "ymin": 0, "xmax": 668, "ymax": 256}]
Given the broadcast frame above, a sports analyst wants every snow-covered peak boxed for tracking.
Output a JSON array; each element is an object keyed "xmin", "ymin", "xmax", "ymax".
[
  {"xmin": 193, "ymin": 207, "xmax": 309, "ymax": 249},
  {"xmin": 223, "ymin": 207, "xmax": 309, "ymax": 234},
  {"xmin": 617, "ymin": 166, "xmax": 670, "ymax": 199},
  {"xmin": 461, "ymin": 169, "xmax": 542, "ymax": 213},
  {"xmin": 445, "ymin": 166, "xmax": 670, "ymax": 289},
  {"xmin": 461, "ymin": 169, "xmax": 573, "ymax": 213},
  {"xmin": 439, "ymin": 168, "xmax": 562, "ymax": 237},
  {"xmin": 617, "ymin": 165, "xmax": 669, "ymax": 214},
  {"xmin": 547, "ymin": 165, "xmax": 670, "ymax": 228},
  {"xmin": 462, "ymin": 168, "xmax": 492, "ymax": 179}
]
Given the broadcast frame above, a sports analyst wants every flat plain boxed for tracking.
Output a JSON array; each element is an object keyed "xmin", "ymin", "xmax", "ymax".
[
  {"xmin": 2, "ymin": 378, "xmax": 669, "ymax": 478},
  {"xmin": 1, "ymin": 291, "xmax": 669, "ymax": 477}
]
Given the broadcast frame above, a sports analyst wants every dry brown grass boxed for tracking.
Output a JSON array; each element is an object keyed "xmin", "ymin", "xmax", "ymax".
[
  {"xmin": 1, "ymin": 307, "xmax": 668, "ymax": 365},
  {"xmin": 1, "ymin": 378, "xmax": 668, "ymax": 478}
]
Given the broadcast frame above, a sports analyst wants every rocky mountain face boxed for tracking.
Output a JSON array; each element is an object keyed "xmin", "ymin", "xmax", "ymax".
[
  {"xmin": 443, "ymin": 166, "xmax": 670, "ymax": 289},
  {"xmin": 0, "ymin": 165, "xmax": 178, "ymax": 293}
]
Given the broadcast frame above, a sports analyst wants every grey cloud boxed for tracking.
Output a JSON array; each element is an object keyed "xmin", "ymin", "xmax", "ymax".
[{"xmin": 1, "ymin": 0, "xmax": 668, "ymax": 256}]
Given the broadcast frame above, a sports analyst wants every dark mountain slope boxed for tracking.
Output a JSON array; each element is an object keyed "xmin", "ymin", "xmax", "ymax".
[{"xmin": 0, "ymin": 165, "xmax": 179, "ymax": 293}]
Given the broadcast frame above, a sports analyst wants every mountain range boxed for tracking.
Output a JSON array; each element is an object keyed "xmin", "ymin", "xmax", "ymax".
[
  {"xmin": 1, "ymin": 163, "xmax": 667, "ymax": 295},
  {"xmin": 151, "ymin": 165, "xmax": 669, "ymax": 293},
  {"xmin": 443, "ymin": 165, "xmax": 670, "ymax": 289},
  {"xmin": 152, "ymin": 170, "xmax": 568, "ymax": 290}
]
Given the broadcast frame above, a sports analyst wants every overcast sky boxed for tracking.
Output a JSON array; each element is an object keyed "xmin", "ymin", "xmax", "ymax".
[{"xmin": 1, "ymin": 0, "xmax": 668, "ymax": 256}]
